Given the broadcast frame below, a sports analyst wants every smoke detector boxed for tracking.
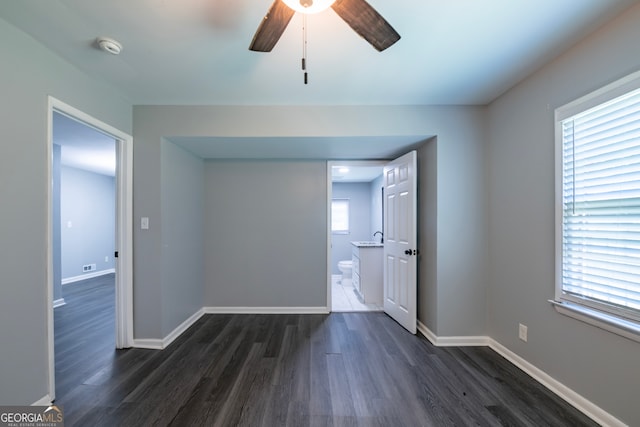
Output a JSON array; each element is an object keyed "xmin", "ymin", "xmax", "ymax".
[{"xmin": 96, "ymin": 37, "xmax": 122, "ymax": 55}]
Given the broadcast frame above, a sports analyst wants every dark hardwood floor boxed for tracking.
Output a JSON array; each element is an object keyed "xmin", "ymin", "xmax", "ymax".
[{"xmin": 55, "ymin": 277, "xmax": 598, "ymax": 426}]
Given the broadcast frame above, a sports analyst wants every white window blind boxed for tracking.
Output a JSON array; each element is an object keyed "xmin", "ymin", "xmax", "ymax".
[
  {"xmin": 560, "ymin": 86, "xmax": 640, "ymax": 323},
  {"xmin": 331, "ymin": 199, "xmax": 349, "ymax": 234}
]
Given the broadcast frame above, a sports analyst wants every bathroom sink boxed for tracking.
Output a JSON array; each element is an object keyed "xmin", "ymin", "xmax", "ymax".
[{"xmin": 351, "ymin": 241, "xmax": 383, "ymax": 247}]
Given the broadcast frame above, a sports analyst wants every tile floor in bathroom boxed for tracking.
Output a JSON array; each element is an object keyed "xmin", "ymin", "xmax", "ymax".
[{"xmin": 331, "ymin": 275, "xmax": 382, "ymax": 312}]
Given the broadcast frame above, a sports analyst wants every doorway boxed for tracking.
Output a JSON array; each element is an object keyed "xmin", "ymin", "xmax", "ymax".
[
  {"xmin": 327, "ymin": 161, "xmax": 385, "ymax": 312},
  {"xmin": 46, "ymin": 97, "xmax": 133, "ymax": 402}
]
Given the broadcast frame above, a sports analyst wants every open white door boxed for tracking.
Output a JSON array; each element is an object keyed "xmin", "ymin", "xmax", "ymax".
[{"xmin": 383, "ymin": 150, "xmax": 417, "ymax": 334}]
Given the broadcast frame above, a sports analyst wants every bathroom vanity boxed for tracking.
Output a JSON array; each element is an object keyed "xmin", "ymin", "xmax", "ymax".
[{"xmin": 351, "ymin": 242, "xmax": 383, "ymax": 305}]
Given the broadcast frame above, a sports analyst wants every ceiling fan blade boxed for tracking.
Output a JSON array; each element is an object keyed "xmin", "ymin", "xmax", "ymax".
[
  {"xmin": 249, "ymin": 0, "xmax": 296, "ymax": 52},
  {"xmin": 331, "ymin": 0, "xmax": 400, "ymax": 52}
]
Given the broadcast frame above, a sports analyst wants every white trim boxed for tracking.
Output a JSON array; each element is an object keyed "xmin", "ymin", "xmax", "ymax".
[
  {"xmin": 203, "ymin": 306, "xmax": 330, "ymax": 315},
  {"xmin": 416, "ymin": 321, "xmax": 625, "ymax": 427},
  {"xmin": 132, "ymin": 339, "xmax": 164, "ymax": 350},
  {"xmin": 327, "ymin": 161, "xmax": 333, "ymax": 313},
  {"xmin": 46, "ymin": 97, "xmax": 134, "ymax": 402},
  {"xmin": 162, "ymin": 309, "xmax": 204, "ymax": 348},
  {"xmin": 489, "ymin": 340, "xmax": 626, "ymax": 427},
  {"xmin": 326, "ymin": 160, "xmax": 388, "ymax": 315},
  {"xmin": 555, "ymin": 69, "xmax": 640, "ymax": 121},
  {"xmin": 32, "ymin": 395, "xmax": 52, "ymax": 406},
  {"xmin": 132, "ymin": 307, "xmax": 331, "ymax": 350},
  {"xmin": 550, "ymin": 300, "xmax": 640, "ymax": 344},
  {"xmin": 417, "ymin": 320, "xmax": 437, "ymax": 343},
  {"xmin": 114, "ymin": 127, "xmax": 134, "ymax": 350},
  {"xmin": 554, "ymin": 69, "xmax": 640, "ymax": 333},
  {"xmin": 133, "ymin": 309, "xmax": 205, "ymax": 350},
  {"xmin": 45, "ymin": 99, "xmax": 56, "ymax": 403},
  {"xmin": 61, "ymin": 268, "xmax": 115, "ymax": 285},
  {"xmin": 53, "ymin": 298, "xmax": 66, "ymax": 308},
  {"xmin": 417, "ymin": 321, "xmax": 490, "ymax": 346}
]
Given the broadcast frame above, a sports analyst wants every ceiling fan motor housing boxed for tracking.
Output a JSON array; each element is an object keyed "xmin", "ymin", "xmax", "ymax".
[{"xmin": 249, "ymin": 0, "xmax": 400, "ymax": 53}]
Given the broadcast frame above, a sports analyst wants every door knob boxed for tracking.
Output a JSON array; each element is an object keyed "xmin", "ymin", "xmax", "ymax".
[{"xmin": 404, "ymin": 249, "xmax": 417, "ymax": 256}]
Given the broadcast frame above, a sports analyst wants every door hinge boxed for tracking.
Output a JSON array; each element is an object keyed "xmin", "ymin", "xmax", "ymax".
[{"xmin": 114, "ymin": 251, "xmax": 119, "ymax": 258}]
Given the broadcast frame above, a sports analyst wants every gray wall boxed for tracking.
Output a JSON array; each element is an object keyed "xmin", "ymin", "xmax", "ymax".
[
  {"xmin": 331, "ymin": 182, "xmax": 373, "ymax": 274},
  {"xmin": 131, "ymin": 138, "xmax": 206, "ymax": 340},
  {"xmin": 1, "ymin": 6, "xmax": 488, "ymax": 406},
  {"xmin": 417, "ymin": 137, "xmax": 438, "ymax": 331},
  {"xmin": 0, "ymin": 16, "xmax": 131, "ymax": 404},
  {"xmin": 369, "ymin": 174, "xmax": 384, "ymax": 238},
  {"xmin": 60, "ymin": 166, "xmax": 115, "ymax": 279},
  {"xmin": 160, "ymin": 139, "xmax": 205, "ymax": 337},
  {"xmin": 4, "ymin": 1, "xmax": 638, "ymax": 420},
  {"xmin": 204, "ymin": 161, "xmax": 327, "ymax": 308},
  {"xmin": 486, "ymin": 3, "xmax": 640, "ymax": 425},
  {"xmin": 420, "ymin": 111, "xmax": 488, "ymax": 338},
  {"xmin": 133, "ymin": 104, "xmax": 488, "ymax": 339}
]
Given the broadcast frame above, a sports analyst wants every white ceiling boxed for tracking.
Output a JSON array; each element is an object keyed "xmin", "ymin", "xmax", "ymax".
[
  {"xmin": 53, "ymin": 112, "xmax": 116, "ymax": 176},
  {"xmin": 331, "ymin": 163, "xmax": 383, "ymax": 182},
  {"xmin": 0, "ymin": 0, "xmax": 636, "ymax": 106},
  {"xmin": 4, "ymin": 0, "xmax": 638, "ymax": 172}
]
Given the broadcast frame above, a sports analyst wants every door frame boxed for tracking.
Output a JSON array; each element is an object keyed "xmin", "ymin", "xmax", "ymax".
[
  {"xmin": 326, "ymin": 160, "xmax": 387, "ymax": 312},
  {"xmin": 46, "ymin": 97, "xmax": 134, "ymax": 401}
]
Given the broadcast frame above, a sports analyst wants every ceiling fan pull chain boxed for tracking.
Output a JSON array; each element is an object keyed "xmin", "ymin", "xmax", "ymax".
[{"xmin": 302, "ymin": 14, "xmax": 308, "ymax": 84}]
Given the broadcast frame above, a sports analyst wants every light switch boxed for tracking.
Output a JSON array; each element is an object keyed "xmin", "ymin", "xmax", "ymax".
[
  {"xmin": 141, "ymin": 217, "xmax": 149, "ymax": 230},
  {"xmin": 67, "ymin": 221, "xmax": 72, "ymax": 228}
]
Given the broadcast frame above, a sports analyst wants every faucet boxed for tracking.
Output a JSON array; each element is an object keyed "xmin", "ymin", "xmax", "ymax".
[{"xmin": 373, "ymin": 231, "xmax": 384, "ymax": 243}]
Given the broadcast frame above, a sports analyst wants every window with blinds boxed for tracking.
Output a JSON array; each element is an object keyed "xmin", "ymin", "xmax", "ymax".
[{"xmin": 557, "ymin": 82, "xmax": 640, "ymax": 325}]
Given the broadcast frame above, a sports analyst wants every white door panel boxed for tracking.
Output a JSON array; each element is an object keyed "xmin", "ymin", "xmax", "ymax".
[
  {"xmin": 385, "ymin": 254, "xmax": 396, "ymax": 303},
  {"xmin": 383, "ymin": 151, "xmax": 417, "ymax": 334}
]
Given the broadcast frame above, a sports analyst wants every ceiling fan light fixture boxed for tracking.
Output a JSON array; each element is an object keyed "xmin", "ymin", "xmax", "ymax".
[{"xmin": 282, "ymin": 0, "xmax": 336, "ymax": 14}]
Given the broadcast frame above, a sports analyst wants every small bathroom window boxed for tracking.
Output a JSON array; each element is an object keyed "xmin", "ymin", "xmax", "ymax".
[{"xmin": 331, "ymin": 199, "xmax": 350, "ymax": 234}]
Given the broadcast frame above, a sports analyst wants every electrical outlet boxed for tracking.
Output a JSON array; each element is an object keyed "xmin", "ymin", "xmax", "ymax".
[
  {"xmin": 105, "ymin": 256, "xmax": 109, "ymax": 262},
  {"xmin": 518, "ymin": 323, "xmax": 528, "ymax": 342}
]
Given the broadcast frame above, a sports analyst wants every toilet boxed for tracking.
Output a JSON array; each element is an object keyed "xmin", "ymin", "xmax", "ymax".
[{"xmin": 337, "ymin": 260, "xmax": 353, "ymax": 287}]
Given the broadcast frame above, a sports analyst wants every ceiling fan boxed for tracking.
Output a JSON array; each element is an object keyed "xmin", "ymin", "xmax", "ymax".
[{"xmin": 249, "ymin": 0, "xmax": 400, "ymax": 53}]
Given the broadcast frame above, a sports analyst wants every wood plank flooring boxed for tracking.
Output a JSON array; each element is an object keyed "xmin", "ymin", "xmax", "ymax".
[{"xmin": 55, "ymin": 277, "xmax": 598, "ymax": 426}]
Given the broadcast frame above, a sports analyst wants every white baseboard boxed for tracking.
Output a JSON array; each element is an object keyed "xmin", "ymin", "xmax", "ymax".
[
  {"xmin": 488, "ymin": 340, "xmax": 625, "ymax": 427},
  {"xmin": 61, "ymin": 268, "xmax": 115, "ymax": 285},
  {"xmin": 417, "ymin": 321, "xmax": 490, "ymax": 346},
  {"xmin": 53, "ymin": 298, "xmax": 66, "ymax": 308},
  {"xmin": 203, "ymin": 306, "xmax": 330, "ymax": 315},
  {"xmin": 416, "ymin": 321, "xmax": 625, "ymax": 427},
  {"xmin": 163, "ymin": 308, "xmax": 204, "ymax": 348},
  {"xmin": 133, "ymin": 308, "xmax": 204, "ymax": 350},
  {"xmin": 132, "ymin": 307, "xmax": 330, "ymax": 350},
  {"xmin": 32, "ymin": 395, "xmax": 52, "ymax": 406},
  {"xmin": 132, "ymin": 338, "xmax": 164, "ymax": 350}
]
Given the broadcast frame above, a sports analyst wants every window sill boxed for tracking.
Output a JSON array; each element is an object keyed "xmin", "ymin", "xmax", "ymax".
[{"xmin": 549, "ymin": 300, "xmax": 640, "ymax": 344}]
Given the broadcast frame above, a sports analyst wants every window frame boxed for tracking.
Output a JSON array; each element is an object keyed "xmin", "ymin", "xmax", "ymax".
[{"xmin": 553, "ymin": 69, "xmax": 640, "ymax": 343}]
